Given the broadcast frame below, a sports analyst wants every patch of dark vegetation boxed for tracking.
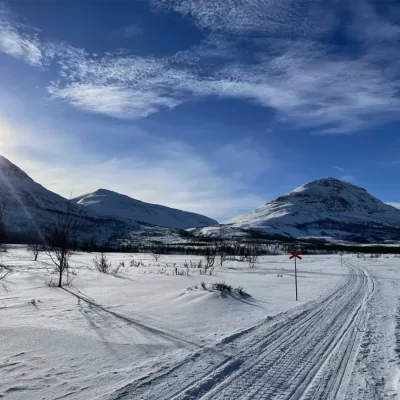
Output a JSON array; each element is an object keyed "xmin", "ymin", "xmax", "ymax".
[{"xmin": 186, "ymin": 281, "xmax": 250, "ymax": 298}]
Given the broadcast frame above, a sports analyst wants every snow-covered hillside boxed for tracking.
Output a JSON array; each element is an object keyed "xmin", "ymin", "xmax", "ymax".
[
  {"xmin": 0, "ymin": 155, "xmax": 81, "ymax": 239},
  {"xmin": 219, "ymin": 178, "xmax": 400, "ymax": 242},
  {"xmin": 0, "ymin": 156, "xmax": 187, "ymax": 244},
  {"xmin": 72, "ymin": 189, "xmax": 217, "ymax": 229}
]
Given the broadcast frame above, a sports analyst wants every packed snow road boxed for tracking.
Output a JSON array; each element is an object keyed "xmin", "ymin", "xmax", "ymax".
[{"xmin": 120, "ymin": 260, "xmax": 375, "ymax": 400}]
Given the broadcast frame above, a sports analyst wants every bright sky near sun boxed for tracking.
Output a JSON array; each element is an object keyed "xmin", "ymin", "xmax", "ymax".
[{"xmin": 0, "ymin": 0, "xmax": 399, "ymax": 220}]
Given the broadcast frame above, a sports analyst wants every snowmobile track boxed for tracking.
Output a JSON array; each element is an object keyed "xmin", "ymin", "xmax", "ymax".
[{"xmin": 109, "ymin": 260, "xmax": 375, "ymax": 400}]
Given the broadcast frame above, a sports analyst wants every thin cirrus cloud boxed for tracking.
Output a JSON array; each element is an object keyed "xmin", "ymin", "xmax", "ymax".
[
  {"xmin": 150, "ymin": 0, "xmax": 339, "ymax": 37},
  {"xmin": 0, "ymin": 3, "xmax": 42, "ymax": 66},
  {"xmin": 1, "ymin": 1, "xmax": 400, "ymax": 133},
  {"xmin": 0, "ymin": 110, "xmax": 266, "ymax": 220}
]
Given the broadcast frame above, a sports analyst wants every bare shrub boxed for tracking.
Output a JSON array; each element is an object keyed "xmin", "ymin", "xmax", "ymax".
[
  {"xmin": 200, "ymin": 267, "xmax": 215, "ymax": 276},
  {"xmin": 173, "ymin": 266, "xmax": 189, "ymax": 276},
  {"xmin": 46, "ymin": 276, "xmax": 58, "ymax": 288},
  {"xmin": 200, "ymin": 281, "xmax": 207, "ymax": 290},
  {"xmin": 246, "ymin": 245, "xmax": 260, "ymax": 268},
  {"xmin": 28, "ymin": 243, "xmax": 42, "ymax": 261},
  {"xmin": 217, "ymin": 245, "xmax": 228, "ymax": 267},
  {"xmin": 130, "ymin": 259, "xmax": 144, "ymax": 268},
  {"xmin": 152, "ymin": 253, "xmax": 161, "ymax": 262},
  {"xmin": 0, "ymin": 265, "xmax": 11, "ymax": 290},
  {"xmin": 203, "ymin": 247, "xmax": 216, "ymax": 270},
  {"xmin": 189, "ymin": 259, "xmax": 203, "ymax": 269},
  {"xmin": 200, "ymin": 247, "xmax": 217, "ymax": 275},
  {"xmin": 93, "ymin": 252, "xmax": 113, "ymax": 273},
  {"xmin": 141, "ymin": 267, "xmax": 167, "ymax": 275},
  {"xmin": 212, "ymin": 281, "xmax": 232, "ymax": 292},
  {"xmin": 234, "ymin": 286, "xmax": 250, "ymax": 297},
  {"xmin": 112, "ymin": 262, "xmax": 125, "ymax": 275},
  {"xmin": 45, "ymin": 202, "xmax": 80, "ymax": 287},
  {"xmin": 28, "ymin": 298, "xmax": 39, "ymax": 306}
]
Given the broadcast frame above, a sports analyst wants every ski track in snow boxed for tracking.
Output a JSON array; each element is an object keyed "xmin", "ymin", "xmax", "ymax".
[{"xmin": 110, "ymin": 261, "xmax": 375, "ymax": 400}]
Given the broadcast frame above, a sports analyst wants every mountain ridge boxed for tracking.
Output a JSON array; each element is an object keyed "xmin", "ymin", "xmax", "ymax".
[
  {"xmin": 72, "ymin": 188, "xmax": 217, "ymax": 229},
  {"xmin": 0, "ymin": 155, "xmax": 215, "ymax": 244},
  {"xmin": 194, "ymin": 178, "xmax": 400, "ymax": 243}
]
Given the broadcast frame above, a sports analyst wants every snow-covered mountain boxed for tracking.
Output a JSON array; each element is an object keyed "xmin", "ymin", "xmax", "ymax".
[
  {"xmin": 0, "ymin": 155, "xmax": 214, "ymax": 244},
  {"xmin": 199, "ymin": 178, "xmax": 400, "ymax": 242},
  {"xmin": 0, "ymin": 155, "xmax": 132, "ymax": 243},
  {"xmin": 72, "ymin": 189, "xmax": 217, "ymax": 229}
]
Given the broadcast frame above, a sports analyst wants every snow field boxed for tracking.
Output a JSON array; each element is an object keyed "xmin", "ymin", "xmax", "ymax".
[{"xmin": 0, "ymin": 247, "xmax": 399, "ymax": 399}]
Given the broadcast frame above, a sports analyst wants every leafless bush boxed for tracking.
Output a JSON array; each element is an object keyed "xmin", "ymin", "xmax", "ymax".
[
  {"xmin": 112, "ymin": 262, "xmax": 125, "ymax": 275},
  {"xmin": 186, "ymin": 284, "xmax": 199, "ymax": 292},
  {"xmin": 152, "ymin": 253, "xmax": 161, "ymax": 262},
  {"xmin": 186, "ymin": 259, "xmax": 203, "ymax": 269},
  {"xmin": 141, "ymin": 267, "xmax": 167, "ymax": 275},
  {"xmin": 234, "ymin": 286, "xmax": 250, "ymax": 297},
  {"xmin": 201, "ymin": 247, "xmax": 216, "ymax": 275},
  {"xmin": 93, "ymin": 253, "xmax": 123, "ymax": 275},
  {"xmin": 130, "ymin": 259, "xmax": 144, "ymax": 268},
  {"xmin": 216, "ymin": 245, "xmax": 228, "ymax": 267},
  {"xmin": 200, "ymin": 281, "xmax": 207, "ymax": 290},
  {"xmin": 173, "ymin": 266, "xmax": 189, "ymax": 276},
  {"xmin": 0, "ymin": 265, "xmax": 11, "ymax": 290},
  {"xmin": 203, "ymin": 247, "xmax": 216, "ymax": 269},
  {"xmin": 212, "ymin": 281, "xmax": 232, "ymax": 292},
  {"xmin": 199, "ymin": 266, "xmax": 215, "ymax": 276},
  {"xmin": 28, "ymin": 243, "xmax": 42, "ymax": 261},
  {"xmin": 248, "ymin": 253, "xmax": 259, "ymax": 268},
  {"xmin": 93, "ymin": 252, "xmax": 113, "ymax": 273},
  {"xmin": 211, "ymin": 281, "xmax": 250, "ymax": 297},
  {"xmin": 27, "ymin": 298, "xmax": 40, "ymax": 306},
  {"xmin": 46, "ymin": 275, "xmax": 58, "ymax": 288},
  {"xmin": 245, "ymin": 244, "xmax": 260, "ymax": 268},
  {"xmin": 45, "ymin": 202, "xmax": 80, "ymax": 287}
]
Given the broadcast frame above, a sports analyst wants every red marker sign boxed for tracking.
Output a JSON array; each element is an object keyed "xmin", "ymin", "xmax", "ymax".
[
  {"xmin": 289, "ymin": 251, "xmax": 302, "ymax": 260},
  {"xmin": 288, "ymin": 251, "xmax": 302, "ymax": 301}
]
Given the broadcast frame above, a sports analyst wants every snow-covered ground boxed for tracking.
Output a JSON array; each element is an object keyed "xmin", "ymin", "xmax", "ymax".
[{"xmin": 0, "ymin": 246, "xmax": 399, "ymax": 399}]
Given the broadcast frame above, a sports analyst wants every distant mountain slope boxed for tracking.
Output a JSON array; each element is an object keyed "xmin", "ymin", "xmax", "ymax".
[
  {"xmin": 219, "ymin": 178, "xmax": 400, "ymax": 242},
  {"xmin": 0, "ymin": 156, "xmax": 188, "ymax": 244},
  {"xmin": 72, "ymin": 189, "xmax": 217, "ymax": 229},
  {"xmin": 0, "ymin": 155, "xmax": 131, "ymax": 243}
]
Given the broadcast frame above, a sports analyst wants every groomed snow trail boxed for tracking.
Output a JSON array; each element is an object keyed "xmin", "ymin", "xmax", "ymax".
[{"xmin": 109, "ymin": 261, "xmax": 375, "ymax": 400}]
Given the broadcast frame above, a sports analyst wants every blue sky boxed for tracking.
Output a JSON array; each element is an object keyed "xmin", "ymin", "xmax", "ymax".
[{"xmin": 1, "ymin": 0, "xmax": 400, "ymax": 220}]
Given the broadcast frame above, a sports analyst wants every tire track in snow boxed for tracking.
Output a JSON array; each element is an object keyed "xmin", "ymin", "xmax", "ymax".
[
  {"xmin": 178, "ymin": 262, "xmax": 374, "ymax": 400},
  {"xmin": 108, "ymin": 261, "xmax": 375, "ymax": 400}
]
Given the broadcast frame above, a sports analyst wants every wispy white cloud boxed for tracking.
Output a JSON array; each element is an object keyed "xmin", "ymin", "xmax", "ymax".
[
  {"xmin": 334, "ymin": 166, "xmax": 344, "ymax": 171},
  {"xmin": 1, "ymin": 1, "xmax": 400, "ymax": 133},
  {"xmin": 0, "ymin": 3, "xmax": 42, "ymax": 66},
  {"xmin": 48, "ymin": 83, "xmax": 181, "ymax": 119},
  {"xmin": 387, "ymin": 202, "xmax": 400, "ymax": 210},
  {"xmin": 151, "ymin": 0, "xmax": 338, "ymax": 37},
  {"xmin": 0, "ymin": 111, "xmax": 266, "ymax": 220}
]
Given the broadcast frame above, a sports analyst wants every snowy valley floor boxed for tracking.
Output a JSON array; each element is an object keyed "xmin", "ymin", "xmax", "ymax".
[{"xmin": 0, "ymin": 247, "xmax": 399, "ymax": 399}]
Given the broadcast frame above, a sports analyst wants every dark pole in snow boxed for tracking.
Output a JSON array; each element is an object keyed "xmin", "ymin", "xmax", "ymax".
[
  {"xmin": 295, "ymin": 257, "xmax": 298, "ymax": 301},
  {"xmin": 289, "ymin": 251, "xmax": 301, "ymax": 301}
]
